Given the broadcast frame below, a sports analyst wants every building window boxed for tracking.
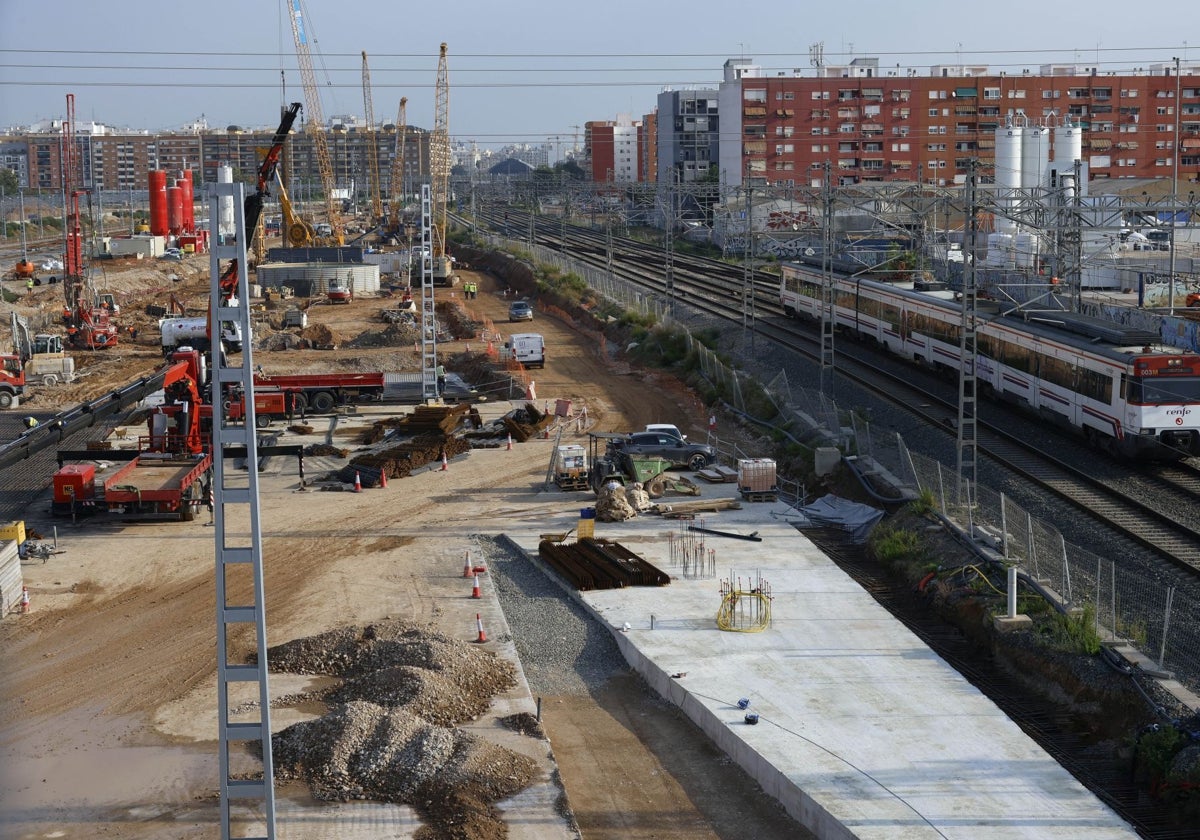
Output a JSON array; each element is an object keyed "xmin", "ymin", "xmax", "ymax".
[
  {"xmin": 929, "ymin": 108, "xmax": 939, "ymax": 117},
  {"xmin": 1120, "ymin": 88, "xmax": 1139, "ymax": 98},
  {"xmin": 1157, "ymin": 106, "xmax": 1174, "ymax": 116},
  {"xmin": 983, "ymin": 87, "xmax": 1000, "ymax": 100},
  {"xmin": 892, "ymin": 142, "xmax": 910, "ymax": 152},
  {"xmin": 744, "ymin": 89, "xmax": 767, "ymax": 103}
]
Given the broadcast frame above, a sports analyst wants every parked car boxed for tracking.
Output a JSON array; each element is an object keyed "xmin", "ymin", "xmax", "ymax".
[
  {"xmin": 608, "ymin": 431, "xmax": 715, "ymax": 471},
  {"xmin": 508, "ymin": 300, "xmax": 534, "ymax": 322}
]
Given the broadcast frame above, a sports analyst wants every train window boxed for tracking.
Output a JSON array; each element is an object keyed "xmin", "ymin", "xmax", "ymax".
[
  {"xmin": 1040, "ymin": 355, "xmax": 1075, "ymax": 390},
  {"xmin": 976, "ymin": 334, "xmax": 996, "ymax": 359},
  {"xmin": 837, "ymin": 289, "xmax": 856, "ymax": 309},
  {"xmin": 876, "ymin": 301, "xmax": 897, "ymax": 323},
  {"xmin": 1129, "ymin": 375, "xmax": 1200, "ymax": 404},
  {"xmin": 1078, "ymin": 368, "xmax": 1114, "ymax": 404},
  {"xmin": 1004, "ymin": 341, "xmax": 1035, "ymax": 374}
]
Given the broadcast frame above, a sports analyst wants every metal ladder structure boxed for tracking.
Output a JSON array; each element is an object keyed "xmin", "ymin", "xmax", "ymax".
[
  {"xmin": 420, "ymin": 183, "xmax": 439, "ymax": 402},
  {"xmin": 208, "ymin": 181, "xmax": 276, "ymax": 839}
]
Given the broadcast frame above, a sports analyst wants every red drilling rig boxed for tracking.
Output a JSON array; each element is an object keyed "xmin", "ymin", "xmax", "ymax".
[{"xmin": 60, "ymin": 93, "xmax": 119, "ymax": 350}]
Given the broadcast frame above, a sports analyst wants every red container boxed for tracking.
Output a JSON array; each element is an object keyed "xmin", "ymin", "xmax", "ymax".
[
  {"xmin": 180, "ymin": 169, "xmax": 195, "ymax": 232},
  {"xmin": 53, "ymin": 463, "xmax": 96, "ymax": 504},
  {"xmin": 167, "ymin": 185, "xmax": 183, "ymax": 235},
  {"xmin": 148, "ymin": 170, "xmax": 168, "ymax": 236}
]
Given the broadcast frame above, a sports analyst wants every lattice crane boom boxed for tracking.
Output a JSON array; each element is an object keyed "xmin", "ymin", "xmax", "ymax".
[
  {"xmin": 287, "ymin": 0, "xmax": 343, "ymax": 245},
  {"xmin": 389, "ymin": 96, "xmax": 408, "ymax": 231},
  {"xmin": 430, "ymin": 42, "xmax": 451, "ymax": 271},
  {"xmin": 361, "ymin": 51, "xmax": 383, "ymax": 226}
]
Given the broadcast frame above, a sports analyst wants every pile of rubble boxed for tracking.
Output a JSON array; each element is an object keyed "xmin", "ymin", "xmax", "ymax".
[
  {"xmin": 268, "ymin": 620, "xmax": 537, "ymax": 836},
  {"xmin": 594, "ymin": 482, "xmax": 637, "ymax": 521}
]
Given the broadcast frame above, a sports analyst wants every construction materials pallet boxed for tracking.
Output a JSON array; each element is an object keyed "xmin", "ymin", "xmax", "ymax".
[
  {"xmin": 696, "ymin": 464, "xmax": 739, "ymax": 483},
  {"xmin": 739, "ymin": 488, "xmax": 778, "ymax": 503}
]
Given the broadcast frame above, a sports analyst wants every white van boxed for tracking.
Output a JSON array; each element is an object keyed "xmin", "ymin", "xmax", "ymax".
[{"xmin": 505, "ymin": 333, "xmax": 545, "ymax": 369}]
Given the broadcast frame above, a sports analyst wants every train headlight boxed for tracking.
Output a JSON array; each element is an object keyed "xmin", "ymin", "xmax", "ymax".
[{"xmin": 1137, "ymin": 427, "xmax": 1156, "ymax": 435}]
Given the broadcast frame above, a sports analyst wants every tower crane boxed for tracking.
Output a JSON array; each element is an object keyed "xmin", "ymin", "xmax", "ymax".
[
  {"xmin": 286, "ymin": 0, "xmax": 343, "ymax": 245},
  {"xmin": 429, "ymin": 42, "xmax": 456, "ymax": 285},
  {"xmin": 389, "ymin": 96, "xmax": 408, "ymax": 233},
  {"xmin": 361, "ymin": 51, "xmax": 383, "ymax": 229}
]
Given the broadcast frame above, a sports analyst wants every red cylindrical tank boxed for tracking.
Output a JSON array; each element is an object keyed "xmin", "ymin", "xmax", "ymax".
[
  {"xmin": 179, "ymin": 169, "xmax": 195, "ymax": 232},
  {"xmin": 167, "ymin": 185, "xmax": 183, "ymax": 236},
  {"xmin": 148, "ymin": 170, "xmax": 168, "ymax": 236}
]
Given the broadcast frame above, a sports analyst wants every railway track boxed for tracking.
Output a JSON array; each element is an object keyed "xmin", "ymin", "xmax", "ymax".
[{"xmin": 471, "ymin": 206, "xmax": 1200, "ymax": 574}]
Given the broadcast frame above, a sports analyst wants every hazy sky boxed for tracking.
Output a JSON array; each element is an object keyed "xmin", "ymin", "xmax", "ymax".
[{"xmin": 0, "ymin": 0, "xmax": 1194, "ymax": 149}]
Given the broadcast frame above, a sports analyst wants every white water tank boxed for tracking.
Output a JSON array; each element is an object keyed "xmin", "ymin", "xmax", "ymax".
[
  {"xmin": 1053, "ymin": 123, "xmax": 1085, "ymax": 199},
  {"xmin": 1015, "ymin": 231, "xmax": 1041, "ymax": 269},
  {"xmin": 1021, "ymin": 127, "xmax": 1050, "ymax": 191},
  {"xmin": 994, "ymin": 123, "xmax": 1023, "ymax": 234},
  {"xmin": 985, "ymin": 233, "xmax": 1015, "ymax": 268}
]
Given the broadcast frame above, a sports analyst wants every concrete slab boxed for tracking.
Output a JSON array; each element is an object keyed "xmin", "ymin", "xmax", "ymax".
[{"xmin": 508, "ymin": 486, "xmax": 1139, "ymax": 840}]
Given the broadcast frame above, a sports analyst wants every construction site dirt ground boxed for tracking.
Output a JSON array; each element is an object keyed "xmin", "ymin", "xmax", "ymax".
[{"xmin": 0, "ymin": 266, "xmax": 801, "ymax": 839}]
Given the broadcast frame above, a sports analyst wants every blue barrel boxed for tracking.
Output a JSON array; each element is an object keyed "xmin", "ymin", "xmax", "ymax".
[{"xmin": 580, "ymin": 507, "xmax": 596, "ymax": 520}]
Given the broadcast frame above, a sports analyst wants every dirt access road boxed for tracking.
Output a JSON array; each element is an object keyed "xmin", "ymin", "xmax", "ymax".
[{"xmin": 0, "ymin": 269, "xmax": 803, "ymax": 839}]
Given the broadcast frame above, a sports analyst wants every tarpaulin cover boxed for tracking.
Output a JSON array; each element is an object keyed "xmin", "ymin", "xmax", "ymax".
[{"xmin": 798, "ymin": 494, "xmax": 885, "ymax": 544}]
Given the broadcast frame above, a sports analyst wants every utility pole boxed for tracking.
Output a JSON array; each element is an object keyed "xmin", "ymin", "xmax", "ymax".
[
  {"xmin": 664, "ymin": 172, "xmax": 675, "ymax": 318},
  {"xmin": 741, "ymin": 175, "xmax": 754, "ymax": 333},
  {"xmin": 955, "ymin": 159, "xmax": 980, "ymax": 506},
  {"xmin": 819, "ymin": 162, "xmax": 836, "ymax": 396},
  {"xmin": 1169, "ymin": 55, "xmax": 1181, "ymax": 314}
]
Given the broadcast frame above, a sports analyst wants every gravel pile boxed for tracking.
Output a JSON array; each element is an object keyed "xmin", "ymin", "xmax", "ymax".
[
  {"xmin": 267, "ymin": 620, "xmax": 533, "ymax": 836},
  {"xmin": 273, "ymin": 700, "xmax": 537, "ymax": 836}
]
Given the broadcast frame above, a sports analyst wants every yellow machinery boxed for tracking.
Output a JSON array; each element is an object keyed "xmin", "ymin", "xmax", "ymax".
[
  {"xmin": 286, "ymin": 0, "xmax": 343, "ymax": 246},
  {"xmin": 361, "ymin": 51, "xmax": 383, "ymax": 229}
]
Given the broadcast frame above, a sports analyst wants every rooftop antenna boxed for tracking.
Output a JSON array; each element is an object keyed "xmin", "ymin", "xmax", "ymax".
[{"xmin": 809, "ymin": 42, "xmax": 825, "ymax": 70}]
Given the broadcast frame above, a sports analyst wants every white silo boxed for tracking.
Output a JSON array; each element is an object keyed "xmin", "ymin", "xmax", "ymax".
[
  {"xmin": 1021, "ymin": 126, "xmax": 1050, "ymax": 191},
  {"xmin": 994, "ymin": 118, "xmax": 1023, "ymax": 234},
  {"xmin": 1052, "ymin": 121, "xmax": 1085, "ymax": 199},
  {"xmin": 217, "ymin": 164, "xmax": 235, "ymax": 236}
]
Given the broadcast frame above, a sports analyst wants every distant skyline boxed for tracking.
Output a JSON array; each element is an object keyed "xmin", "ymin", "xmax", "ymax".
[{"xmin": 1, "ymin": 0, "xmax": 1195, "ymax": 148}]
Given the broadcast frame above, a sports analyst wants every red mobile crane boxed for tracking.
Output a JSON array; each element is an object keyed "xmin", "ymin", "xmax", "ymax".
[
  {"xmin": 52, "ymin": 347, "xmax": 212, "ymax": 521},
  {"xmin": 60, "ymin": 93, "xmax": 120, "ymax": 350}
]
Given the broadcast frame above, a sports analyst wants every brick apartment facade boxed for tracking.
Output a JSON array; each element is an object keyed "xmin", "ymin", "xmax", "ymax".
[{"xmin": 718, "ymin": 57, "xmax": 1200, "ymax": 189}]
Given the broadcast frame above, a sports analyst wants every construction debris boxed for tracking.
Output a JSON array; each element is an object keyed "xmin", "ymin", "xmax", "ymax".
[
  {"xmin": 594, "ymin": 481, "xmax": 636, "ymax": 522},
  {"xmin": 538, "ymin": 538, "xmax": 670, "ymax": 591},
  {"xmin": 652, "ymin": 498, "xmax": 743, "ymax": 518}
]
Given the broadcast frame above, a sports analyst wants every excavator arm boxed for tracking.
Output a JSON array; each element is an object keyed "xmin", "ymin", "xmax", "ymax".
[{"xmin": 215, "ymin": 102, "xmax": 303, "ymax": 304}]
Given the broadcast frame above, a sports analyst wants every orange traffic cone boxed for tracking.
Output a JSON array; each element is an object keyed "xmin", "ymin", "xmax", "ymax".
[
  {"xmin": 354, "ymin": 471, "xmax": 362, "ymax": 493},
  {"xmin": 379, "ymin": 469, "xmax": 387, "ymax": 489},
  {"xmin": 474, "ymin": 613, "xmax": 488, "ymax": 643},
  {"xmin": 20, "ymin": 585, "xmax": 30, "ymax": 614},
  {"xmin": 463, "ymin": 551, "xmax": 473, "ymax": 578},
  {"xmin": 543, "ymin": 425, "xmax": 550, "ymax": 439},
  {"xmin": 471, "ymin": 574, "xmax": 481, "ymax": 599},
  {"xmin": 441, "ymin": 451, "xmax": 448, "ymax": 471},
  {"xmin": 506, "ymin": 434, "xmax": 513, "ymax": 451}
]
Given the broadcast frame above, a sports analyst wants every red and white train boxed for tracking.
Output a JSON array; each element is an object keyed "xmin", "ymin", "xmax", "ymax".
[{"xmin": 779, "ymin": 262, "xmax": 1200, "ymax": 460}]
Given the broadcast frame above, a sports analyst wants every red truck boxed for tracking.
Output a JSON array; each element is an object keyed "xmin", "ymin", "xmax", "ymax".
[
  {"xmin": 0, "ymin": 354, "xmax": 26, "ymax": 409},
  {"xmin": 52, "ymin": 349, "xmax": 212, "ymax": 521}
]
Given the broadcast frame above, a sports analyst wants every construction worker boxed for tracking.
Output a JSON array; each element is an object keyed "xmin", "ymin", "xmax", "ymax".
[
  {"xmin": 436, "ymin": 363, "xmax": 446, "ymax": 395},
  {"xmin": 23, "ymin": 416, "xmax": 38, "ymax": 429},
  {"xmin": 25, "ymin": 278, "xmax": 34, "ymax": 293}
]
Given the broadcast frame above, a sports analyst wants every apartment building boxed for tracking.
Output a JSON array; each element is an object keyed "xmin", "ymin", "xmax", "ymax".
[
  {"xmin": 715, "ymin": 57, "xmax": 1200, "ymax": 189},
  {"xmin": 4, "ymin": 123, "xmax": 430, "ymax": 200},
  {"xmin": 585, "ymin": 117, "xmax": 643, "ymax": 183}
]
